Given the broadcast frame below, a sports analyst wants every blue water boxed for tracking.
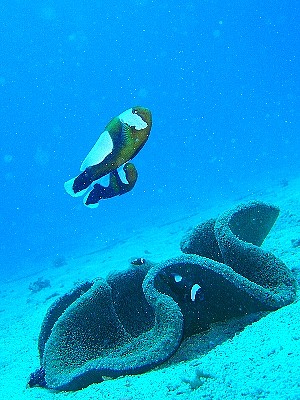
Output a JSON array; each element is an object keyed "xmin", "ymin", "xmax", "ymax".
[{"xmin": 1, "ymin": 0, "xmax": 299, "ymax": 277}]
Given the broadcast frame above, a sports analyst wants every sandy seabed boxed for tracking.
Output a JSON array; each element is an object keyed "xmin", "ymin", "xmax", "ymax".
[{"xmin": 1, "ymin": 177, "xmax": 300, "ymax": 400}]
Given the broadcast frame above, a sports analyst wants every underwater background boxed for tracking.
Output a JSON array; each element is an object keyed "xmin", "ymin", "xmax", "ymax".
[{"xmin": 1, "ymin": 0, "xmax": 299, "ymax": 277}]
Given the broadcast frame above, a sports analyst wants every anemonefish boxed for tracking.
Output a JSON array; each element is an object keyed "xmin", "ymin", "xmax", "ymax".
[{"xmin": 64, "ymin": 106, "xmax": 152, "ymax": 208}]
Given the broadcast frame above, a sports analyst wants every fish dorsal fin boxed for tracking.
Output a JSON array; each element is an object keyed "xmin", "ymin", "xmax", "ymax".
[{"xmin": 80, "ymin": 130, "xmax": 113, "ymax": 172}]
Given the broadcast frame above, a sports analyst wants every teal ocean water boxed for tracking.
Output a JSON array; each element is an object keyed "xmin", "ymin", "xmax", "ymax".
[{"xmin": 1, "ymin": 0, "xmax": 299, "ymax": 276}]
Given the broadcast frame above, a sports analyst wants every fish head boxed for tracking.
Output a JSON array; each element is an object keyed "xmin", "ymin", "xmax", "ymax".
[{"xmin": 119, "ymin": 106, "xmax": 152, "ymax": 146}]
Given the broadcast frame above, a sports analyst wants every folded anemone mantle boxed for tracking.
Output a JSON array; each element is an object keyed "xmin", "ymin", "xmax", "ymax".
[{"xmin": 28, "ymin": 201, "xmax": 297, "ymax": 391}]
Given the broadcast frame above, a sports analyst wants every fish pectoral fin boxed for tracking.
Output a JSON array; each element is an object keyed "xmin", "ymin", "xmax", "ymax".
[{"xmin": 121, "ymin": 122, "xmax": 132, "ymax": 141}]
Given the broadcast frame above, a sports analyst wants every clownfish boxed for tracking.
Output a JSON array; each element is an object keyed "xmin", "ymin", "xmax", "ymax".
[{"xmin": 64, "ymin": 106, "xmax": 152, "ymax": 208}]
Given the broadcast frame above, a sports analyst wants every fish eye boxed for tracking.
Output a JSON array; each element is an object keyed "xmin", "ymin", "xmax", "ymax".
[{"xmin": 132, "ymin": 108, "xmax": 138, "ymax": 114}]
